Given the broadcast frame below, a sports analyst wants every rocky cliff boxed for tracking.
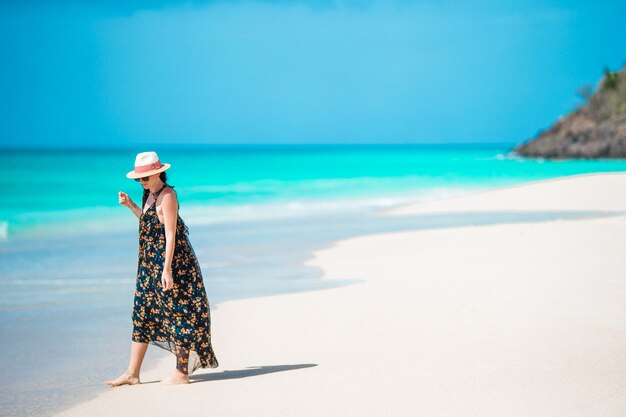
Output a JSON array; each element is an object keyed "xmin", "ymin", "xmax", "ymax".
[{"xmin": 513, "ymin": 64, "xmax": 626, "ymax": 159}]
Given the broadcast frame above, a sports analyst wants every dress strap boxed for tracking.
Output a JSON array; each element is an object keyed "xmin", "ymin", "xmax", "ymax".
[{"xmin": 151, "ymin": 184, "xmax": 168, "ymax": 200}]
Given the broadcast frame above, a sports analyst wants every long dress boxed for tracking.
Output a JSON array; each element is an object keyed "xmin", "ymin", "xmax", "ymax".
[{"xmin": 131, "ymin": 184, "xmax": 219, "ymax": 375}]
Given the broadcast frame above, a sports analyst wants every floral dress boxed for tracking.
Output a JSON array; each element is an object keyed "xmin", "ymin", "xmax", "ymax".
[{"xmin": 132, "ymin": 184, "xmax": 219, "ymax": 375}]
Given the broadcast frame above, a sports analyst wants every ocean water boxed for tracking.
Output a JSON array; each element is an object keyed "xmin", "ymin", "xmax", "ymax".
[
  {"xmin": 2, "ymin": 143, "xmax": 626, "ymax": 416},
  {"xmin": 4, "ymin": 143, "xmax": 626, "ymax": 240}
]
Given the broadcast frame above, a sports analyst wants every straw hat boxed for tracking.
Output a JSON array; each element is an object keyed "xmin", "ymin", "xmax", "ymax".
[{"xmin": 126, "ymin": 151, "xmax": 171, "ymax": 179}]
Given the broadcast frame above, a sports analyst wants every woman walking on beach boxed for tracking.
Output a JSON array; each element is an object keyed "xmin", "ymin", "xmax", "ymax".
[{"xmin": 105, "ymin": 151, "xmax": 219, "ymax": 386}]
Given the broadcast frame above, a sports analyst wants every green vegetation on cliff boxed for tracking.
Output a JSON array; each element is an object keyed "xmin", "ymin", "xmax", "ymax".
[{"xmin": 515, "ymin": 63, "xmax": 626, "ymax": 159}]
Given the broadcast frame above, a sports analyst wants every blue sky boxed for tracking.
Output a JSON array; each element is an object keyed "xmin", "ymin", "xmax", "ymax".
[{"xmin": 0, "ymin": 0, "xmax": 625, "ymax": 147}]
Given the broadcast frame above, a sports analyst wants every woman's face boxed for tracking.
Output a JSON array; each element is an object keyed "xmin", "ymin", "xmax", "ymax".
[{"xmin": 138, "ymin": 173, "xmax": 157, "ymax": 188}]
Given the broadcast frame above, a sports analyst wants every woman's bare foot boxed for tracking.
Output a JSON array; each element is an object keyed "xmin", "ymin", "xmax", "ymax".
[
  {"xmin": 160, "ymin": 370, "xmax": 189, "ymax": 385},
  {"xmin": 105, "ymin": 370, "xmax": 140, "ymax": 387}
]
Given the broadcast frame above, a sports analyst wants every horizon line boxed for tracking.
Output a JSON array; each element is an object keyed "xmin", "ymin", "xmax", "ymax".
[{"xmin": 0, "ymin": 142, "xmax": 520, "ymax": 152}]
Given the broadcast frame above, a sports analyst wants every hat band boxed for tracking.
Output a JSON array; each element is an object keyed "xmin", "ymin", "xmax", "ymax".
[{"xmin": 135, "ymin": 161, "xmax": 163, "ymax": 173}]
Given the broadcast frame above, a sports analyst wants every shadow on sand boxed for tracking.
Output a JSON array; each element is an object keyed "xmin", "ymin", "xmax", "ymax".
[{"xmin": 189, "ymin": 363, "xmax": 318, "ymax": 383}]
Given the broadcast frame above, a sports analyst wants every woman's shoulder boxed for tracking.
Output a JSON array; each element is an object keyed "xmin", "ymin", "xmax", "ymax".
[{"xmin": 159, "ymin": 186, "xmax": 178, "ymax": 202}]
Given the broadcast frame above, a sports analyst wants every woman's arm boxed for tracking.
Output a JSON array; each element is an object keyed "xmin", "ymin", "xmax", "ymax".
[
  {"xmin": 119, "ymin": 191, "xmax": 142, "ymax": 219},
  {"xmin": 128, "ymin": 201, "xmax": 142, "ymax": 219},
  {"xmin": 160, "ymin": 190, "xmax": 178, "ymax": 272}
]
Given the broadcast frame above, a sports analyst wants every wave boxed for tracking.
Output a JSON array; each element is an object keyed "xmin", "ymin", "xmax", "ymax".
[
  {"xmin": 180, "ymin": 187, "xmax": 484, "ymax": 226},
  {"xmin": 0, "ymin": 207, "xmax": 135, "ymax": 242},
  {"xmin": 475, "ymin": 152, "xmax": 541, "ymax": 162},
  {"xmin": 181, "ymin": 176, "xmax": 462, "ymax": 196},
  {"xmin": 3, "ymin": 278, "xmax": 131, "ymax": 286},
  {"xmin": 0, "ymin": 186, "xmax": 486, "ymax": 241},
  {"xmin": 0, "ymin": 221, "xmax": 7, "ymax": 240}
]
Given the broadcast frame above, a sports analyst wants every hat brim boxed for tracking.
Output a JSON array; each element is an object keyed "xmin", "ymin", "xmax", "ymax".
[{"xmin": 126, "ymin": 163, "xmax": 171, "ymax": 179}]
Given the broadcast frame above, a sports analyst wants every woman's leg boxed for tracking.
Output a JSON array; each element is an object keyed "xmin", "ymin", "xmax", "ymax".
[
  {"xmin": 175, "ymin": 345, "xmax": 190, "ymax": 375},
  {"xmin": 105, "ymin": 341, "xmax": 148, "ymax": 386},
  {"xmin": 128, "ymin": 341, "xmax": 149, "ymax": 376},
  {"xmin": 160, "ymin": 344, "xmax": 191, "ymax": 384}
]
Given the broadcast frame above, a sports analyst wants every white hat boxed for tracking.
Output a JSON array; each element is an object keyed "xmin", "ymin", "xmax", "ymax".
[{"xmin": 126, "ymin": 151, "xmax": 171, "ymax": 179}]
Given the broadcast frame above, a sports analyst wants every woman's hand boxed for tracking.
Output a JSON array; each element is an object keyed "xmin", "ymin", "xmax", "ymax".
[
  {"xmin": 161, "ymin": 269, "xmax": 174, "ymax": 291},
  {"xmin": 118, "ymin": 191, "xmax": 134, "ymax": 209}
]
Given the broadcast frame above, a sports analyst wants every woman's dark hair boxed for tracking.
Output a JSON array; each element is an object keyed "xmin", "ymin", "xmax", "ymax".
[{"xmin": 141, "ymin": 171, "xmax": 174, "ymax": 208}]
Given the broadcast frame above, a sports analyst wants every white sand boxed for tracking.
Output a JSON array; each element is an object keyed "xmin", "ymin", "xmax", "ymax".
[
  {"xmin": 57, "ymin": 172, "xmax": 626, "ymax": 417},
  {"xmin": 386, "ymin": 171, "xmax": 626, "ymax": 214}
]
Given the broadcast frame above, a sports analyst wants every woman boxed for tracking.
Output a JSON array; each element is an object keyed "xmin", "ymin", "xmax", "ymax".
[{"xmin": 105, "ymin": 151, "xmax": 219, "ymax": 386}]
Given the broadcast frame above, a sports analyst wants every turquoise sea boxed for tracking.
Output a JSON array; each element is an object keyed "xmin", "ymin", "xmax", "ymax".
[
  {"xmin": 4, "ymin": 143, "xmax": 626, "ymax": 240},
  {"xmin": 2, "ymin": 143, "xmax": 626, "ymax": 416}
]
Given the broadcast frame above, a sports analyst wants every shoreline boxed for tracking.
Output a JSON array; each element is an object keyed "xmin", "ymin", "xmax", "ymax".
[
  {"xmin": 384, "ymin": 170, "xmax": 626, "ymax": 215},
  {"xmin": 55, "ymin": 171, "xmax": 626, "ymax": 417}
]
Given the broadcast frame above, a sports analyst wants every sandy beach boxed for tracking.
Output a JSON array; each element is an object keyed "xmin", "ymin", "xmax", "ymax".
[{"xmin": 55, "ymin": 172, "xmax": 626, "ymax": 417}]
